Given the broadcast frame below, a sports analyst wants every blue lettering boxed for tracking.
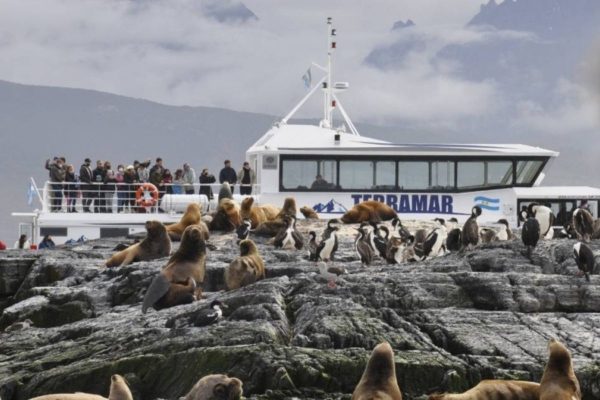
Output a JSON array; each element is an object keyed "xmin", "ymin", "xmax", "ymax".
[
  {"xmin": 351, "ymin": 194, "xmax": 363, "ymax": 205},
  {"xmin": 373, "ymin": 194, "xmax": 384, "ymax": 203},
  {"xmin": 428, "ymin": 196, "xmax": 440, "ymax": 213},
  {"xmin": 442, "ymin": 195, "xmax": 453, "ymax": 214},
  {"xmin": 399, "ymin": 195, "xmax": 410, "ymax": 212},
  {"xmin": 411, "ymin": 195, "xmax": 428, "ymax": 212},
  {"xmin": 386, "ymin": 194, "xmax": 399, "ymax": 212},
  {"xmin": 363, "ymin": 194, "xmax": 372, "ymax": 201}
]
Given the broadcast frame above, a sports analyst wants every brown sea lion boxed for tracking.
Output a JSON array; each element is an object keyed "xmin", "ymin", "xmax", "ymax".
[
  {"xmin": 428, "ymin": 380, "xmax": 539, "ymax": 400},
  {"xmin": 539, "ymin": 338, "xmax": 581, "ymax": 400},
  {"xmin": 253, "ymin": 220, "xmax": 287, "ymax": 237},
  {"xmin": 183, "ymin": 374, "xmax": 243, "ymax": 400},
  {"xmin": 276, "ymin": 197, "xmax": 298, "ymax": 219},
  {"xmin": 225, "ymin": 239, "xmax": 265, "ymax": 290},
  {"xmin": 31, "ymin": 374, "xmax": 133, "ymax": 400},
  {"xmin": 352, "ymin": 342, "xmax": 402, "ymax": 400},
  {"xmin": 167, "ymin": 203, "xmax": 207, "ymax": 241},
  {"xmin": 106, "ymin": 221, "xmax": 171, "ymax": 267},
  {"xmin": 209, "ymin": 198, "xmax": 241, "ymax": 232},
  {"xmin": 153, "ymin": 277, "xmax": 197, "ymax": 311},
  {"xmin": 341, "ymin": 200, "xmax": 397, "ymax": 224},
  {"xmin": 300, "ymin": 206, "xmax": 319, "ymax": 219},
  {"xmin": 240, "ymin": 197, "xmax": 280, "ymax": 228},
  {"xmin": 142, "ymin": 225, "xmax": 207, "ymax": 313}
]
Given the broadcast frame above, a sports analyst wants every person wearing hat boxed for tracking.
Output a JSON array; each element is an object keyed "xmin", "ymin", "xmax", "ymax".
[
  {"xmin": 219, "ymin": 160, "xmax": 237, "ymax": 193},
  {"xmin": 237, "ymin": 161, "xmax": 256, "ymax": 195},
  {"xmin": 79, "ymin": 158, "xmax": 93, "ymax": 212}
]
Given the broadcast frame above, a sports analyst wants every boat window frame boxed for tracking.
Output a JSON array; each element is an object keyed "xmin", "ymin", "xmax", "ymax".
[
  {"xmin": 278, "ymin": 154, "xmax": 549, "ymax": 193},
  {"xmin": 516, "ymin": 198, "xmax": 600, "ymax": 227}
]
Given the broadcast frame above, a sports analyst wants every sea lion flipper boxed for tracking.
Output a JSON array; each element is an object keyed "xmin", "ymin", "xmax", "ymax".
[
  {"xmin": 142, "ymin": 273, "xmax": 170, "ymax": 314},
  {"xmin": 119, "ymin": 246, "xmax": 138, "ymax": 267}
]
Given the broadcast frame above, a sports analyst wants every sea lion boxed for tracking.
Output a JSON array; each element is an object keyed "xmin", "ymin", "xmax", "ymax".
[
  {"xmin": 105, "ymin": 220, "xmax": 171, "ymax": 267},
  {"xmin": 240, "ymin": 197, "xmax": 280, "ymax": 228},
  {"xmin": 539, "ymin": 338, "xmax": 581, "ymax": 400},
  {"xmin": 428, "ymin": 380, "xmax": 539, "ymax": 400},
  {"xmin": 352, "ymin": 342, "xmax": 402, "ymax": 400},
  {"xmin": 218, "ymin": 182, "xmax": 233, "ymax": 203},
  {"xmin": 300, "ymin": 206, "xmax": 319, "ymax": 219},
  {"xmin": 31, "ymin": 374, "xmax": 133, "ymax": 400},
  {"xmin": 142, "ymin": 225, "xmax": 207, "ymax": 313},
  {"xmin": 167, "ymin": 203, "xmax": 208, "ymax": 241},
  {"xmin": 209, "ymin": 198, "xmax": 241, "ymax": 232},
  {"xmin": 341, "ymin": 200, "xmax": 397, "ymax": 224},
  {"xmin": 225, "ymin": 239, "xmax": 265, "ymax": 290},
  {"xmin": 183, "ymin": 374, "xmax": 243, "ymax": 400},
  {"xmin": 253, "ymin": 219, "xmax": 287, "ymax": 237},
  {"xmin": 153, "ymin": 277, "xmax": 197, "ymax": 311},
  {"xmin": 276, "ymin": 197, "xmax": 298, "ymax": 219}
]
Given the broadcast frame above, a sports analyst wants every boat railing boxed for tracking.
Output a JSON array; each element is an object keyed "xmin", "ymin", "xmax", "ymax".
[{"xmin": 38, "ymin": 181, "xmax": 260, "ymax": 214}]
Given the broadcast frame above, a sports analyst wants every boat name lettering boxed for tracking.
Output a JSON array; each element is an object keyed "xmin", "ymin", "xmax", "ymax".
[{"xmin": 350, "ymin": 194, "xmax": 453, "ymax": 214}]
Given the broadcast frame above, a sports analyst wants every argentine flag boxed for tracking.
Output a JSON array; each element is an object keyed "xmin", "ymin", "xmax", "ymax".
[{"xmin": 302, "ymin": 67, "xmax": 311, "ymax": 89}]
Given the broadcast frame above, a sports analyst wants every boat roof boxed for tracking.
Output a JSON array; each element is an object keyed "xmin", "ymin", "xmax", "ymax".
[
  {"xmin": 247, "ymin": 124, "xmax": 559, "ymax": 157},
  {"xmin": 514, "ymin": 186, "xmax": 600, "ymax": 198}
]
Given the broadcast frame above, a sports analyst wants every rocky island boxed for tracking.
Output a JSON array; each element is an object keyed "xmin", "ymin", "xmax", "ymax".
[{"xmin": 1, "ymin": 220, "xmax": 599, "ymax": 399}]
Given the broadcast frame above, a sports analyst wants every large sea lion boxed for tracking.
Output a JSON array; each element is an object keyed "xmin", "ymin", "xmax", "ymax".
[
  {"xmin": 539, "ymin": 338, "xmax": 581, "ymax": 400},
  {"xmin": 105, "ymin": 221, "xmax": 171, "ymax": 267},
  {"xmin": 183, "ymin": 374, "xmax": 243, "ymax": 400},
  {"xmin": 428, "ymin": 380, "xmax": 539, "ymax": 400},
  {"xmin": 209, "ymin": 198, "xmax": 241, "ymax": 232},
  {"xmin": 240, "ymin": 197, "xmax": 280, "ymax": 228},
  {"xmin": 342, "ymin": 200, "xmax": 397, "ymax": 224},
  {"xmin": 276, "ymin": 197, "xmax": 298, "ymax": 219},
  {"xmin": 254, "ymin": 197, "xmax": 298, "ymax": 237},
  {"xmin": 142, "ymin": 225, "xmax": 207, "ymax": 313},
  {"xmin": 167, "ymin": 203, "xmax": 209, "ymax": 241},
  {"xmin": 352, "ymin": 342, "xmax": 402, "ymax": 400},
  {"xmin": 31, "ymin": 374, "xmax": 133, "ymax": 400},
  {"xmin": 225, "ymin": 239, "xmax": 265, "ymax": 290},
  {"xmin": 300, "ymin": 206, "xmax": 319, "ymax": 219}
]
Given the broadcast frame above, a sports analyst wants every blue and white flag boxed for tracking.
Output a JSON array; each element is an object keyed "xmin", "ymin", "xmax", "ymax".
[
  {"xmin": 27, "ymin": 182, "xmax": 36, "ymax": 206},
  {"xmin": 302, "ymin": 67, "xmax": 312, "ymax": 89}
]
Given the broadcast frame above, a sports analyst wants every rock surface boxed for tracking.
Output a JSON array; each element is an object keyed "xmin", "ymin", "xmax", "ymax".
[{"xmin": 1, "ymin": 220, "xmax": 600, "ymax": 400}]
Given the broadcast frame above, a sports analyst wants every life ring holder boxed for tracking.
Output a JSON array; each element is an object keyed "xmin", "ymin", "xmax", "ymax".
[{"xmin": 135, "ymin": 183, "xmax": 159, "ymax": 207}]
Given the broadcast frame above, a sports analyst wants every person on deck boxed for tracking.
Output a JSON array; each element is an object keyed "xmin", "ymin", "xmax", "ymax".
[
  {"xmin": 237, "ymin": 161, "xmax": 256, "ymax": 195},
  {"xmin": 199, "ymin": 168, "xmax": 216, "ymax": 199},
  {"xmin": 219, "ymin": 160, "xmax": 237, "ymax": 193}
]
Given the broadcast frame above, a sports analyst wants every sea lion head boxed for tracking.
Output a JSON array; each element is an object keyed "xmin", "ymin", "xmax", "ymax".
[
  {"xmin": 109, "ymin": 374, "xmax": 133, "ymax": 400},
  {"xmin": 282, "ymin": 197, "xmax": 297, "ymax": 214},
  {"xmin": 239, "ymin": 239, "xmax": 258, "ymax": 257},
  {"xmin": 179, "ymin": 225, "xmax": 207, "ymax": 258},
  {"xmin": 145, "ymin": 220, "xmax": 167, "ymax": 239},
  {"xmin": 211, "ymin": 376, "xmax": 242, "ymax": 400},
  {"xmin": 220, "ymin": 199, "xmax": 241, "ymax": 228},
  {"xmin": 186, "ymin": 374, "xmax": 243, "ymax": 400},
  {"xmin": 241, "ymin": 196, "xmax": 255, "ymax": 212},
  {"xmin": 547, "ymin": 338, "xmax": 572, "ymax": 371}
]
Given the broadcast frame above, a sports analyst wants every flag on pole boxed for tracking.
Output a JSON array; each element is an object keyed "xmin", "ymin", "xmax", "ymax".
[
  {"xmin": 302, "ymin": 67, "xmax": 312, "ymax": 89},
  {"xmin": 27, "ymin": 182, "xmax": 35, "ymax": 206}
]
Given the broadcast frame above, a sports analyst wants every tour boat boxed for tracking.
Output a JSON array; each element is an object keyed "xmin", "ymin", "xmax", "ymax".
[{"xmin": 13, "ymin": 18, "xmax": 600, "ymax": 245}]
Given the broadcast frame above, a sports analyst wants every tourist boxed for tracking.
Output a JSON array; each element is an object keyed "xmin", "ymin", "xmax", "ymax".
[
  {"xmin": 103, "ymin": 169, "xmax": 117, "ymax": 213},
  {"xmin": 137, "ymin": 160, "xmax": 150, "ymax": 183},
  {"xmin": 199, "ymin": 168, "xmax": 216, "ymax": 199},
  {"xmin": 162, "ymin": 169, "xmax": 173, "ymax": 195},
  {"xmin": 173, "ymin": 169, "xmax": 185, "ymax": 194},
  {"xmin": 38, "ymin": 235, "xmax": 55, "ymax": 250},
  {"xmin": 219, "ymin": 160, "xmax": 237, "ymax": 192},
  {"xmin": 45, "ymin": 157, "xmax": 66, "ymax": 211},
  {"xmin": 0, "ymin": 240, "xmax": 6, "ymax": 250},
  {"xmin": 92, "ymin": 160, "xmax": 105, "ymax": 212},
  {"xmin": 123, "ymin": 165, "xmax": 138, "ymax": 212},
  {"xmin": 79, "ymin": 158, "xmax": 93, "ymax": 213},
  {"xmin": 115, "ymin": 165, "xmax": 126, "ymax": 213},
  {"xmin": 311, "ymin": 174, "xmax": 329, "ymax": 190},
  {"xmin": 237, "ymin": 161, "xmax": 256, "ymax": 195},
  {"xmin": 14, "ymin": 234, "xmax": 30, "ymax": 249},
  {"xmin": 183, "ymin": 163, "xmax": 196, "ymax": 195},
  {"xmin": 64, "ymin": 164, "xmax": 78, "ymax": 213},
  {"xmin": 149, "ymin": 157, "xmax": 165, "ymax": 196}
]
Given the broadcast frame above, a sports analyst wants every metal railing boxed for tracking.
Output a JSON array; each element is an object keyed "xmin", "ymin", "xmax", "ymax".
[{"xmin": 39, "ymin": 181, "xmax": 259, "ymax": 214}]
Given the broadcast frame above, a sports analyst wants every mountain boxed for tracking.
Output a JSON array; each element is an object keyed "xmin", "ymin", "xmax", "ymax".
[{"xmin": 201, "ymin": 0, "xmax": 258, "ymax": 23}]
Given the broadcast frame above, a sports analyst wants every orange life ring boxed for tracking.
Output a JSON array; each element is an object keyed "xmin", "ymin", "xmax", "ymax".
[{"xmin": 135, "ymin": 183, "xmax": 159, "ymax": 207}]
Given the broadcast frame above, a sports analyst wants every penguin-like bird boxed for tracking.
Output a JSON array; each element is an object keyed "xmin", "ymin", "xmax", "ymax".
[
  {"xmin": 193, "ymin": 300, "xmax": 226, "ymax": 327},
  {"xmin": 462, "ymin": 206, "xmax": 482, "ymax": 249},
  {"xmin": 307, "ymin": 231, "xmax": 319, "ymax": 261},
  {"xmin": 355, "ymin": 226, "xmax": 374, "ymax": 266},
  {"xmin": 316, "ymin": 219, "xmax": 340, "ymax": 261},
  {"xmin": 445, "ymin": 218, "xmax": 462, "ymax": 252},
  {"xmin": 521, "ymin": 210, "xmax": 540, "ymax": 258},
  {"xmin": 527, "ymin": 202, "xmax": 555, "ymax": 239},
  {"xmin": 422, "ymin": 219, "xmax": 447, "ymax": 258},
  {"xmin": 318, "ymin": 261, "xmax": 346, "ymax": 288},
  {"xmin": 573, "ymin": 242, "xmax": 595, "ymax": 282},
  {"xmin": 273, "ymin": 215, "xmax": 303, "ymax": 250},
  {"xmin": 391, "ymin": 217, "xmax": 411, "ymax": 240},
  {"xmin": 572, "ymin": 208, "xmax": 594, "ymax": 243},
  {"xmin": 373, "ymin": 225, "xmax": 390, "ymax": 258},
  {"xmin": 496, "ymin": 218, "xmax": 512, "ymax": 241},
  {"xmin": 236, "ymin": 219, "xmax": 252, "ymax": 241}
]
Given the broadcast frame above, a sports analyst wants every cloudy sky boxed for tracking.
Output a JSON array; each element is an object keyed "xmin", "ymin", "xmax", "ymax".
[{"xmin": 0, "ymin": 0, "xmax": 598, "ymax": 131}]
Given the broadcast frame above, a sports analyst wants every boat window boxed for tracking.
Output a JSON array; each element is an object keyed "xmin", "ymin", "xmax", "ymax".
[
  {"xmin": 340, "ymin": 161, "xmax": 373, "ymax": 189},
  {"xmin": 487, "ymin": 161, "xmax": 513, "ymax": 186},
  {"xmin": 457, "ymin": 161, "xmax": 485, "ymax": 188},
  {"xmin": 281, "ymin": 159, "xmax": 336, "ymax": 190},
  {"xmin": 375, "ymin": 161, "xmax": 396, "ymax": 189},
  {"xmin": 516, "ymin": 160, "xmax": 543, "ymax": 184},
  {"xmin": 398, "ymin": 161, "xmax": 429, "ymax": 190},
  {"xmin": 431, "ymin": 161, "xmax": 455, "ymax": 190}
]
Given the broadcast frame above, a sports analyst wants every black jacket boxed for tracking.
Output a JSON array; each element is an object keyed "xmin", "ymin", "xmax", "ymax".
[
  {"xmin": 80, "ymin": 164, "xmax": 93, "ymax": 184},
  {"xmin": 199, "ymin": 173, "xmax": 216, "ymax": 199},
  {"xmin": 219, "ymin": 167, "xmax": 237, "ymax": 184}
]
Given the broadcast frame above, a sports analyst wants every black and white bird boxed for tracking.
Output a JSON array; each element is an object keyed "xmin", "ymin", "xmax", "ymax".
[
  {"xmin": 445, "ymin": 218, "xmax": 462, "ymax": 252},
  {"xmin": 572, "ymin": 208, "xmax": 594, "ymax": 243},
  {"xmin": 373, "ymin": 225, "xmax": 390, "ymax": 258},
  {"xmin": 273, "ymin": 215, "xmax": 303, "ymax": 250},
  {"xmin": 521, "ymin": 210, "xmax": 540, "ymax": 258},
  {"xmin": 391, "ymin": 217, "xmax": 411, "ymax": 241},
  {"xmin": 422, "ymin": 219, "xmax": 447, "ymax": 258},
  {"xmin": 462, "ymin": 206, "xmax": 482, "ymax": 249},
  {"xmin": 496, "ymin": 219, "xmax": 512, "ymax": 241},
  {"xmin": 193, "ymin": 300, "xmax": 226, "ymax": 327},
  {"xmin": 573, "ymin": 242, "xmax": 595, "ymax": 282},
  {"xmin": 527, "ymin": 203, "xmax": 555, "ymax": 239},
  {"xmin": 318, "ymin": 261, "xmax": 346, "ymax": 288},
  {"xmin": 236, "ymin": 219, "xmax": 252, "ymax": 241},
  {"xmin": 307, "ymin": 231, "xmax": 319, "ymax": 262},
  {"xmin": 316, "ymin": 219, "xmax": 340, "ymax": 261},
  {"xmin": 355, "ymin": 226, "xmax": 375, "ymax": 266}
]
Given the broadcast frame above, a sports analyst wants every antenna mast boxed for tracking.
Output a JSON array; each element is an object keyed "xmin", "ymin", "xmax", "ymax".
[{"xmin": 323, "ymin": 17, "xmax": 336, "ymax": 129}]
